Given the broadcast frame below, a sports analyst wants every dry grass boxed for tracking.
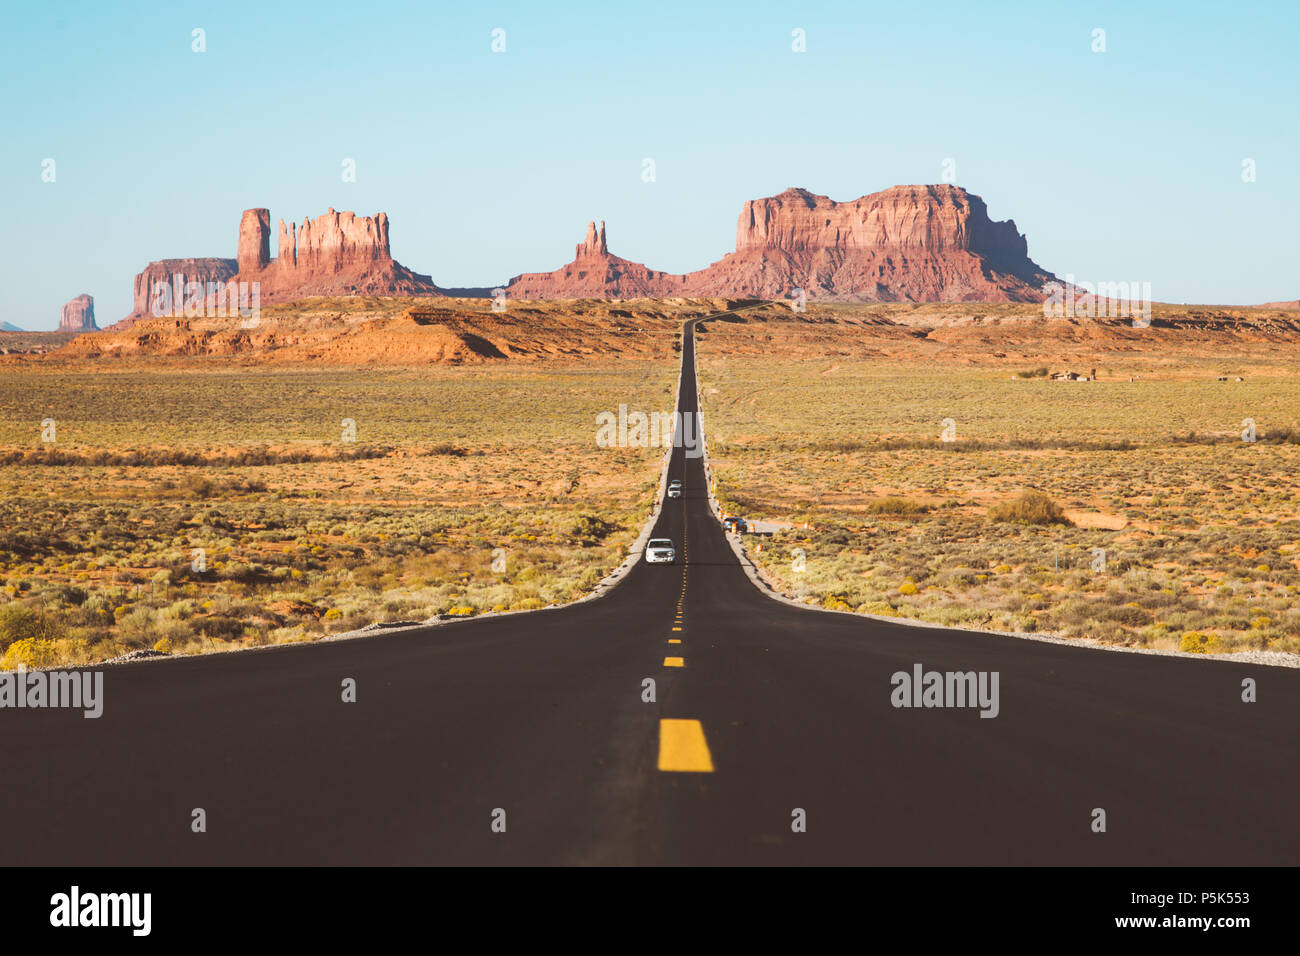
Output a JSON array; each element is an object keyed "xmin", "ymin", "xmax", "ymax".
[
  {"xmin": 0, "ymin": 362, "xmax": 676, "ymax": 668},
  {"xmin": 697, "ymin": 316, "xmax": 1300, "ymax": 655}
]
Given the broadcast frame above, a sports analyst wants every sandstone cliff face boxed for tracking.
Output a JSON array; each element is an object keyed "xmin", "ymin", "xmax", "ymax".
[
  {"xmin": 121, "ymin": 258, "xmax": 239, "ymax": 326},
  {"xmin": 689, "ymin": 185, "xmax": 1053, "ymax": 301},
  {"xmin": 506, "ymin": 221, "xmax": 689, "ymax": 299},
  {"xmin": 59, "ymin": 294, "xmax": 98, "ymax": 332},
  {"xmin": 238, "ymin": 209, "xmax": 271, "ymax": 273}
]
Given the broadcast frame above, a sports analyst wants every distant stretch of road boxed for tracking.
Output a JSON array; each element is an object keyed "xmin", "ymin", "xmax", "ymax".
[{"xmin": 3, "ymin": 316, "xmax": 1297, "ymax": 865}]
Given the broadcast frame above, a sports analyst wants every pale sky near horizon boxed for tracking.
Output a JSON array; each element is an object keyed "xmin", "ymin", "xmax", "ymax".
[{"xmin": 2, "ymin": 0, "xmax": 1297, "ymax": 329}]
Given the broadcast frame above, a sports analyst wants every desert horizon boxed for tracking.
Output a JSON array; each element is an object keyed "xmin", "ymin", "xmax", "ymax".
[{"xmin": 10, "ymin": 182, "xmax": 1299, "ymax": 335}]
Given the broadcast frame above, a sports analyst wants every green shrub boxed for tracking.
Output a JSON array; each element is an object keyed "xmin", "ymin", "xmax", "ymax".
[
  {"xmin": 866, "ymin": 497, "xmax": 930, "ymax": 515},
  {"xmin": 570, "ymin": 514, "xmax": 618, "ymax": 544},
  {"xmin": 0, "ymin": 603, "xmax": 42, "ymax": 651},
  {"xmin": 988, "ymin": 491, "xmax": 1072, "ymax": 526},
  {"xmin": 1180, "ymin": 631, "xmax": 1222, "ymax": 654},
  {"xmin": 2, "ymin": 638, "xmax": 56, "ymax": 670}
]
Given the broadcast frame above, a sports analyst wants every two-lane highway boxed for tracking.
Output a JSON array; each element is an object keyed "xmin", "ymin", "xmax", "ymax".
[{"xmin": 2, "ymin": 318, "xmax": 1297, "ymax": 865}]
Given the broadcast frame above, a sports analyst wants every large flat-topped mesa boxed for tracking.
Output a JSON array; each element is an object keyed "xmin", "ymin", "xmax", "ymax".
[
  {"xmin": 692, "ymin": 184, "xmax": 1054, "ymax": 301},
  {"xmin": 735, "ymin": 185, "xmax": 1024, "ymax": 253}
]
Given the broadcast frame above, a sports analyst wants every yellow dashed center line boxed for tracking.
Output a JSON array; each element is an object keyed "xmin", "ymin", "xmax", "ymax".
[
  {"xmin": 663, "ymin": 656, "xmax": 684, "ymax": 667},
  {"xmin": 658, "ymin": 719, "xmax": 713, "ymax": 772},
  {"xmin": 668, "ymin": 638, "xmax": 681, "ymax": 644}
]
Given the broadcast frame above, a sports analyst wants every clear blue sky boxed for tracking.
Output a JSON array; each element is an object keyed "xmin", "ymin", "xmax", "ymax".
[{"xmin": 3, "ymin": 0, "xmax": 1297, "ymax": 328}]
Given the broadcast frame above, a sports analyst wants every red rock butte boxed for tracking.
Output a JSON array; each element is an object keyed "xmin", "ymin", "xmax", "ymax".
[
  {"xmin": 235, "ymin": 207, "xmax": 438, "ymax": 302},
  {"xmin": 506, "ymin": 220, "xmax": 690, "ymax": 299},
  {"xmin": 59, "ymin": 293, "xmax": 99, "ymax": 332},
  {"xmin": 118, "ymin": 207, "xmax": 439, "ymax": 326}
]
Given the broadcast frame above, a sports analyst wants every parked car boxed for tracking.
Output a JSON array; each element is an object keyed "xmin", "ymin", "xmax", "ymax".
[
  {"xmin": 645, "ymin": 538, "xmax": 676, "ymax": 564},
  {"xmin": 667, "ymin": 479, "xmax": 682, "ymax": 499}
]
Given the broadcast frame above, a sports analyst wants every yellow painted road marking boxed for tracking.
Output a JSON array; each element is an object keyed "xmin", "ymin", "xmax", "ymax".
[
  {"xmin": 664, "ymin": 656, "xmax": 684, "ymax": 667},
  {"xmin": 672, "ymin": 626, "xmax": 682, "ymax": 631},
  {"xmin": 668, "ymin": 638, "xmax": 681, "ymax": 644},
  {"xmin": 658, "ymin": 719, "xmax": 714, "ymax": 772}
]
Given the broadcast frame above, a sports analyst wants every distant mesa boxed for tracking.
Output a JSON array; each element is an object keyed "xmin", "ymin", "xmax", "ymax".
[
  {"xmin": 60, "ymin": 294, "xmax": 99, "ymax": 332},
  {"xmin": 687, "ymin": 185, "xmax": 1054, "ymax": 302},
  {"xmin": 116, "ymin": 207, "xmax": 441, "ymax": 327},
  {"xmin": 505, "ymin": 221, "xmax": 689, "ymax": 299},
  {"xmin": 111, "ymin": 185, "xmax": 1057, "ymax": 323},
  {"xmin": 506, "ymin": 186, "xmax": 1054, "ymax": 302},
  {"xmin": 1, "ymin": 321, "xmax": 25, "ymax": 332}
]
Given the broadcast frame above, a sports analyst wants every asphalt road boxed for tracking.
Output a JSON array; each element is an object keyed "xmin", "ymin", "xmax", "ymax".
[{"xmin": 3, "ymin": 318, "xmax": 1297, "ymax": 866}]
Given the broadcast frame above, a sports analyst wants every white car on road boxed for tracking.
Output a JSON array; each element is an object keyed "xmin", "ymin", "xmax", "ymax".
[
  {"xmin": 667, "ymin": 480, "xmax": 682, "ymax": 499},
  {"xmin": 645, "ymin": 538, "xmax": 676, "ymax": 564}
]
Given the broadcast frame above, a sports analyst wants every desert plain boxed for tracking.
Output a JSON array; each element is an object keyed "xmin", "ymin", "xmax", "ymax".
[{"xmin": 2, "ymin": 296, "xmax": 1299, "ymax": 668}]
